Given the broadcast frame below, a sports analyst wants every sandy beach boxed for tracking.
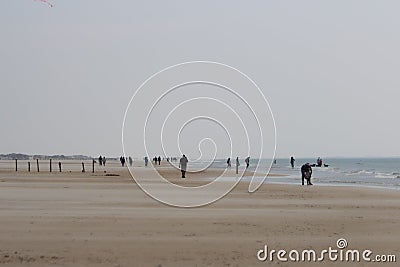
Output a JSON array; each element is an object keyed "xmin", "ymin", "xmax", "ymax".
[
  {"xmin": 3, "ymin": 1, "xmax": 400, "ymax": 266},
  {"xmin": 0, "ymin": 161, "xmax": 399, "ymax": 267}
]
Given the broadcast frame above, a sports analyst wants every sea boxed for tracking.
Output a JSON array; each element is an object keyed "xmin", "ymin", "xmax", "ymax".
[{"xmin": 193, "ymin": 157, "xmax": 400, "ymax": 190}]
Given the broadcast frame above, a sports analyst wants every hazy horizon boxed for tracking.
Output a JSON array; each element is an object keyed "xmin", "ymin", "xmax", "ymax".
[{"xmin": 1, "ymin": 1, "xmax": 400, "ymax": 158}]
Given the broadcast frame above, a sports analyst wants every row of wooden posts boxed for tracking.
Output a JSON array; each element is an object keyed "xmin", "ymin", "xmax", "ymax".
[{"xmin": 14, "ymin": 159, "xmax": 96, "ymax": 173}]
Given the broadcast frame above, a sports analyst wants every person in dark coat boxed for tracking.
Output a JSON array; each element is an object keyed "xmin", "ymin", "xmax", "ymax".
[
  {"xmin": 227, "ymin": 157, "xmax": 231, "ymax": 168},
  {"xmin": 179, "ymin": 154, "xmax": 188, "ymax": 178},
  {"xmin": 120, "ymin": 156, "xmax": 126, "ymax": 167},
  {"xmin": 245, "ymin": 157, "xmax": 250, "ymax": 169},
  {"xmin": 301, "ymin": 163, "xmax": 313, "ymax": 185}
]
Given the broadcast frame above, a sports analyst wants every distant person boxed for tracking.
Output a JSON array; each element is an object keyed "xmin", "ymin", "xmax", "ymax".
[
  {"xmin": 120, "ymin": 156, "xmax": 126, "ymax": 167},
  {"xmin": 179, "ymin": 154, "xmax": 188, "ymax": 178},
  {"xmin": 157, "ymin": 156, "xmax": 161, "ymax": 165},
  {"xmin": 98, "ymin": 155, "xmax": 103, "ymax": 166},
  {"xmin": 144, "ymin": 156, "xmax": 148, "ymax": 167},
  {"xmin": 290, "ymin": 156, "xmax": 295, "ymax": 168},
  {"xmin": 103, "ymin": 156, "xmax": 106, "ymax": 166},
  {"xmin": 273, "ymin": 159, "xmax": 277, "ymax": 164},
  {"xmin": 153, "ymin": 156, "xmax": 157, "ymax": 164},
  {"xmin": 227, "ymin": 157, "xmax": 231, "ymax": 168},
  {"xmin": 129, "ymin": 156, "xmax": 133, "ymax": 167},
  {"xmin": 236, "ymin": 157, "xmax": 240, "ymax": 174},
  {"xmin": 317, "ymin": 157, "xmax": 322, "ymax": 167},
  {"xmin": 301, "ymin": 163, "xmax": 313, "ymax": 185},
  {"xmin": 245, "ymin": 157, "xmax": 250, "ymax": 169}
]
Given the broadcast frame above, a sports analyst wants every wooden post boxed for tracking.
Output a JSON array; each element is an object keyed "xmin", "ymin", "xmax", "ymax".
[
  {"xmin": 82, "ymin": 162, "xmax": 85, "ymax": 173},
  {"xmin": 36, "ymin": 159, "xmax": 40, "ymax": 172},
  {"xmin": 28, "ymin": 162, "xmax": 31, "ymax": 172},
  {"xmin": 50, "ymin": 159, "xmax": 52, "ymax": 172},
  {"xmin": 15, "ymin": 159, "xmax": 17, "ymax": 172},
  {"xmin": 58, "ymin": 162, "xmax": 62, "ymax": 172},
  {"xmin": 92, "ymin": 159, "xmax": 95, "ymax": 173}
]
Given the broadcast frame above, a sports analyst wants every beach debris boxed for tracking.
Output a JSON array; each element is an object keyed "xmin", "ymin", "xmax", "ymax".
[{"xmin": 34, "ymin": 0, "xmax": 53, "ymax": 7}]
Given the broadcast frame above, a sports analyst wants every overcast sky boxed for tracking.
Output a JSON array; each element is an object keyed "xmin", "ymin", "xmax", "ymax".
[{"xmin": 1, "ymin": 1, "xmax": 399, "ymax": 158}]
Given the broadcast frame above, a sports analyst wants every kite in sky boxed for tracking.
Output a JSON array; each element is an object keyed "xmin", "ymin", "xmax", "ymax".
[{"xmin": 35, "ymin": 0, "xmax": 54, "ymax": 8}]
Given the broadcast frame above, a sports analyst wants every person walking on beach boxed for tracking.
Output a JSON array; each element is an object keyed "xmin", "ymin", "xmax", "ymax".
[
  {"xmin": 227, "ymin": 157, "xmax": 231, "ymax": 168},
  {"xmin": 179, "ymin": 154, "xmax": 188, "ymax": 178},
  {"xmin": 236, "ymin": 157, "xmax": 240, "ymax": 175},
  {"xmin": 102, "ymin": 156, "xmax": 106, "ymax": 166},
  {"xmin": 157, "ymin": 156, "xmax": 161, "ymax": 165},
  {"xmin": 301, "ymin": 163, "xmax": 313, "ymax": 185},
  {"xmin": 144, "ymin": 156, "xmax": 148, "ymax": 167},
  {"xmin": 98, "ymin": 155, "xmax": 103, "ymax": 166},
  {"xmin": 128, "ymin": 156, "xmax": 133, "ymax": 167},
  {"xmin": 120, "ymin": 156, "xmax": 126, "ymax": 167},
  {"xmin": 245, "ymin": 157, "xmax": 250, "ymax": 169},
  {"xmin": 290, "ymin": 156, "xmax": 295, "ymax": 168}
]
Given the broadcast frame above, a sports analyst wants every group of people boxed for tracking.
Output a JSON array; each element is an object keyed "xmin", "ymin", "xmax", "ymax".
[
  {"xmin": 149, "ymin": 154, "xmax": 188, "ymax": 178},
  {"xmin": 290, "ymin": 156, "xmax": 316, "ymax": 186},
  {"xmin": 146, "ymin": 154, "xmax": 252, "ymax": 179},
  {"xmin": 226, "ymin": 156, "xmax": 251, "ymax": 169},
  {"xmin": 118, "ymin": 156, "xmax": 133, "ymax": 167},
  {"xmin": 97, "ymin": 155, "xmax": 135, "ymax": 167},
  {"xmin": 119, "ymin": 156, "xmax": 126, "ymax": 166},
  {"xmin": 98, "ymin": 153, "xmax": 317, "ymax": 185},
  {"xmin": 178, "ymin": 154, "xmax": 315, "ymax": 184},
  {"xmin": 98, "ymin": 155, "xmax": 106, "ymax": 166},
  {"xmin": 97, "ymin": 155, "xmax": 178, "ymax": 169},
  {"xmin": 151, "ymin": 156, "xmax": 178, "ymax": 165},
  {"xmin": 97, "ymin": 155, "xmax": 133, "ymax": 167},
  {"xmin": 153, "ymin": 156, "xmax": 161, "ymax": 165}
]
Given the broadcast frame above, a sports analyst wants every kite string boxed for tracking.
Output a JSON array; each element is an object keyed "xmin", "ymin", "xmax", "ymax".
[{"xmin": 34, "ymin": 0, "xmax": 54, "ymax": 7}]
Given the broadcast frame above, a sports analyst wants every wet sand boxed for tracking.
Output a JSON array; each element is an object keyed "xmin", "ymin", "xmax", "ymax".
[{"xmin": 0, "ymin": 162, "xmax": 399, "ymax": 266}]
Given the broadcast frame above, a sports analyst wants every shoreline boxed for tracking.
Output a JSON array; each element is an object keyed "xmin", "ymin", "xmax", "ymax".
[
  {"xmin": 2, "ymin": 160, "xmax": 400, "ymax": 192},
  {"xmin": 199, "ymin": 171, "xmax": 400, "ymax": 192}
]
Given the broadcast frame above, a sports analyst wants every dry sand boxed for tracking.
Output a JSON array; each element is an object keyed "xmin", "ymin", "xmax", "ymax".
[{"xmin": 0, "ymin": 161, "xmax": 399, "ymax": 266}]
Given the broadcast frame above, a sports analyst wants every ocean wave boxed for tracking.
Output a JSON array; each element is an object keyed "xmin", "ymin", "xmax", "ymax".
[
  {"xmin": 375, "ymin": 172, "xmax": 400, "ymax": 179},
  {"xmin": 345, "ymin": 169, "xmax": 375, "ymax": 176}
]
